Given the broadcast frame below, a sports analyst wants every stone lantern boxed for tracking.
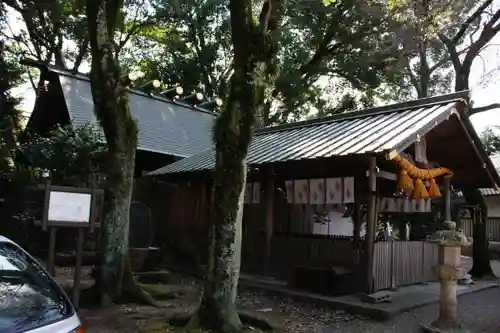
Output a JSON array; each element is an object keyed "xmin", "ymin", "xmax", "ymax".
[{"xmin": 422, "ymin": 220, "xmax": 471, "ymax": 332}]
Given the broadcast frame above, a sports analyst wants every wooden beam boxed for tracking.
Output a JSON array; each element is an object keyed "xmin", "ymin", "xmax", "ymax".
[
  {"xmin": 365, "ymin": 170, "xmax": 398, "ymax": 181},
  {"xmin": 365, "ymin": 156, "xmax": 377, "ymax": 294}
]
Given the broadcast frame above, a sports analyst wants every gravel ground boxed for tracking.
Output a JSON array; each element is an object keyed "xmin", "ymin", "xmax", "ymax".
[
  {"xmin": 237, "ymin": 286, "xmax": 500, "ymax": 333},
  {"xmin": 61, "ymin": 265, "xmax": 500, "ymax": 332}
]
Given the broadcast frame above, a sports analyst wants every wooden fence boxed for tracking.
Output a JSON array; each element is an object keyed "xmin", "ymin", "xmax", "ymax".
[
  {"xmin": 461, "ymin": 218, "xmax": 500, "ymax": 241},
  {"xmin": 373, "ymin": 241, "xmax": 439, "ymax": 291},
  {"xmin": 242, "ymin": 233, "xmax": 357, "ymax": 279}
]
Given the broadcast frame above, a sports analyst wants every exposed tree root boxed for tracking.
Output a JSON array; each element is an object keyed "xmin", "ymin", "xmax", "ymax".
[
  {"xmin": 88, "ymin": 259, "xmax": 159, "ymax": 308},
  {"xmin": 120, "ymin": 258, "xmax": 160, "ymax": 307},
  {"xmin": 175, "ymin": 309, "xmax": 277, "ymax": 332}
]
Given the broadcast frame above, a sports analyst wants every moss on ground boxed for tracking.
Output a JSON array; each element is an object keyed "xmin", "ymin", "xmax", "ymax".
[
  {"xmin": 140, "ymin": 310, "xmax": 276, "ymax": 333},
  {"xmin": 140, "ymin": 317, "xmax": 210, "ymax": 332},
  {"xmin": 139, "ymin": 283, "xmax": 186, "ymax": 301}
]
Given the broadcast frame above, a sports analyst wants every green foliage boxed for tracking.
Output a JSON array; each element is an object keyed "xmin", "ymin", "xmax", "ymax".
[
  {"xmin": 322, "ymin": 0, "xmax": 337, "ymax": 6},
  {"xmin": 2, "ymin": 0, "xmax": 89, "ymax": 68},
  {"xmin": 0, "ymin": 40, "xmax": 24, "ymax": 179},
  {"xmin": 122, "ymin": 0, "xmax": 413, "ymax": 125},
  {"xmin": 0, "ymin": 121, "xmax": 105, "ymax": 250},
  {"xmin": 18, "ymin": 124, "xmax": 107, "ymax": 186},
  {"xmin": 376, "ymin": 0, "xmax": 495, "ymax": 100},
  {"xmin": 480, "ymin": 126, "xmax": 500, "ymax": 156}
]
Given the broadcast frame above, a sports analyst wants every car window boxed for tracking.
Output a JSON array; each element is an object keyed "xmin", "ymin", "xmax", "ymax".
[{"xmin": 0, "ymin": 241, "xmax": 73, "ymax": 333}]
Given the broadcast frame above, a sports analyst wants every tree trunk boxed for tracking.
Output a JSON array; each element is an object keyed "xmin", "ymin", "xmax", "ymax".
[
  {"xmin": 85, "ymin": 0, "xmax": 156, "ymax": 307},
  {"xmin": 188, "ymin": 162, "xmax": 246, "ymax": 332},
  {"xmin": 462, "ymin": 188, "xmax": 493, "ymax": 278},
  {"xmin": 187, "ymin": 1, "xmax": 282, "ymax": 330},
  {"xmin": 454, "ymin": 67, "xmax": 470, "ymax": 92},
  {"xmin": 99, "ymin": 143, "xmax": 136, "ymax": 305},
  {"xmin": 187, "ymin": 64, "xmax": 255, "ymax": 331}
]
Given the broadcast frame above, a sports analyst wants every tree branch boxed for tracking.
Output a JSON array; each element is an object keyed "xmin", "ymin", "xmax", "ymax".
[
  {"xmin": 72, "ymin": 37, "xmax": 89, "ymax": 72},
  {"xmin": 471, "ymin": 103, "xmax": 500, "ymax": 115},
  {"xmin": 439, "ymin": 34, "xmax": 462, "ymax": 73},
  {"xmin": 429, "ymin": 44, "xmax": 472, "ymax": 72},
  {"xmin": 462, "ymin": 9, "xmax": 500, "ymax": 72},
  {"xmin": 452, "ymin": 0, "xmax": 493, "ymax": 44}
]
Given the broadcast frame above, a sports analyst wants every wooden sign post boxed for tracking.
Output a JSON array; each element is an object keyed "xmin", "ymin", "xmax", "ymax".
[{"xmin": 37, "ymin": 181, "xmax": 103, "ymax": 309}]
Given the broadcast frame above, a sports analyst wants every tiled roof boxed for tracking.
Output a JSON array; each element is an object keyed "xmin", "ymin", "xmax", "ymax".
[
  {"xmin": 458, "ymin": 154, "xmax": 500, "ymax": 197},
  {"xmin": 149, "ymin": 93, "xmax": 466, "ymax": 175},
  {"xmin": 54, "ymin": 68, "xmax": 215, "ymax": 158}
]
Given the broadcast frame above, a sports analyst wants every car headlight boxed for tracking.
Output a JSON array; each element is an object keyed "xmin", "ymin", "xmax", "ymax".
[{"xmin": 69, "ymin": 327, "xmax": 85, "ymax": 333}]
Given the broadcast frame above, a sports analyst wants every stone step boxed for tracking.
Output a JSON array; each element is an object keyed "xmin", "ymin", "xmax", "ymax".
[{"xmin": 362, "ymin": 290, "xmax": 393, "ymax": 304}]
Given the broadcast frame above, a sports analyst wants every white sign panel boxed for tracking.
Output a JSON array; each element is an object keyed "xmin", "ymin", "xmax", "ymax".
[{"xmin": 48, "ymin": 191, "xmax": 92, "ymax": 223}]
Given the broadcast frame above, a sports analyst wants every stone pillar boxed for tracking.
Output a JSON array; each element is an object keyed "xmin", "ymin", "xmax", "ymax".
[{"xmin": 422, "ymin": 221, "xmax": 471, "ymax": 333}]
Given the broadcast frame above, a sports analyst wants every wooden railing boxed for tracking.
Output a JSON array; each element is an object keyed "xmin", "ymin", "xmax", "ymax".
[
  {"xmin": 241, "ymin": 233, "xmax": 358, "ymax": 279},
  {"xmin": 461, "ymin": 217, "xmax": 500, "ymax": 241},
  {"xmin": 373, "ymin": 241, "xmax": 439, "ymax": 291}
]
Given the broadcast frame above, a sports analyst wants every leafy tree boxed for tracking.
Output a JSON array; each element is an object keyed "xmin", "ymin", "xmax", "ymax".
[
  {"xmin": 1, "ymin": 125, "xmax": 105, "ymax": 247},
  {"xmin": 380, "ymin": 0, "xmax": 500, "ymax": 109},
  {"xmin": 480, "ymin": 126, "xmax": 500, "ymax": 156},
  {"xmin": 18, "ymin": 124, "xmax": 106, "ymax": 185},
  {"xmin": 2, "ymin": 0, "xmax": 155, "ymax": 95},
  {"xmin": 438, "ymin": 0, "xmax": 500, "ymax": 278},
  {"xmin": 0, "ymin": 40, "xmax": 23, "ymax": 178},
  {"xmin": 84, "ymin": 0, "xmax": 156, "ymax": 307},
  {"xmin": 380, "ymin": 0, "xmax": 500, "ymax": 278},
  {"xmin": 0, "ymin": 38, "xmax": 26, "ymax": 246},
  {"xmin": 186, "ymin": 0, "xmax": 283, "ymax": 331},
  {"xmin": 2, "ymin": 0, "xmax": 88, "ymax": 70},
  {"xmin": 126, "ymin": 0, "xmax": 409, "ymax": 125}
]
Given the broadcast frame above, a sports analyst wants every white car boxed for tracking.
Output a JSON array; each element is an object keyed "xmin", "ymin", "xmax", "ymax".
[{"xmin": 0, "ymin": 235, "xmax": 83, "ymax": 333}]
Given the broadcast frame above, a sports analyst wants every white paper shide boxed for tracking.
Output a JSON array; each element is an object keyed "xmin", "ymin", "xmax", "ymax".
[{"xmin": 48, "ymin": 191, "xmax": 92, "ymax": 223}]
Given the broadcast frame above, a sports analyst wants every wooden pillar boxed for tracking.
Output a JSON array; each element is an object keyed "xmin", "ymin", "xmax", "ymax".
[
  {"xmin": 263, "ymin": 168, "xmax": 275, "ymax": 275},
  {"xmin": 365, "ymin": 156, "xmax": 377, "ymax": 294},
  {"xmin": 443, "ymin": 176, "xmax": 451, "ymax": 221},
  {"xmin": 199, "ymin": 182, "xmax": 207, "ymax": 225},
  {"xmin": 353, "ymin": 202, "xmax": 362, "ymax": 264}
]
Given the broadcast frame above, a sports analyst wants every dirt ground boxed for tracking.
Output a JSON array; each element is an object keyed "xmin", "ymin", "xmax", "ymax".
[
  {"xmin": 57, "ymin": 266, "xmax": 359, "ymax": 333},
  {"xmin": 57, "ymin": 262, "xmax": 500, "ymax": 333}
]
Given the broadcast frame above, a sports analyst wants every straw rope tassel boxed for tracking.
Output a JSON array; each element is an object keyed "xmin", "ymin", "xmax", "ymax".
[
  {"xmin": 412, "ymin": 178, "xmax": 430, "ymax": 199},
  {"xmin": 398, "ymin": 169, "xmax": 414, "ymax": 193},
  {"xmin": 427, "ymin": 177, "xmax": 441, "ymax": 198},
  {"xmin": 390, "ymin": 152, "xmax": 453, "ymax": 199}
]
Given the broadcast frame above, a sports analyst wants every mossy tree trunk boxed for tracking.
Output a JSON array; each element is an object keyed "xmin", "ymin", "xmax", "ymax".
[
  {"xmin": 462, "ymin": 188, "xmax": 493, "ymax": 278},
  {"xmin": 187, "ymin": 0, "xmax": 282, "ymax": 332},
  {"xmin": 85, "ymin": 0, "xmax": 155, "ymax": 307}
]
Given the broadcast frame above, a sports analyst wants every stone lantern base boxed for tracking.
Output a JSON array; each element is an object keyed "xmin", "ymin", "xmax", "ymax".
[{"xmin": 421, "ymin": 221, "xmax": 472, "ymax": 333}]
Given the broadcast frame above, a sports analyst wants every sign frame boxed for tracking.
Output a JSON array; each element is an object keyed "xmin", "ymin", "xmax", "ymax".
[
  {"xmin": 37, "ymin": 183, "xmax": 104, "ymax": 232},
  {"xmin": 35, "ymin": 181, "xmax": 104, "ymax": 309}
]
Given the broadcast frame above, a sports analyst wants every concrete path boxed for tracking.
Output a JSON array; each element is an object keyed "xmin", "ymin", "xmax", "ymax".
[{"xmin": 319, "ymin": 288, "xmax": 500, "ymax": 332}]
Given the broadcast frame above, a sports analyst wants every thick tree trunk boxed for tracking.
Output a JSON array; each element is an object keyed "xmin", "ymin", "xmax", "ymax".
[
  {"xmin": 187, "ymin": 66, "xmax": 253, "ymax": 331},
  {"xmin": 99, "ymin": 144, "xmax": 136, "ymax": 305},
  {"xmin": 188, "ymin": 162, "xmax": 246, "ymax": 332},
  {"xmin": 86, "ymin": 0, "xmax": 156, "ymax": 307},
  {"xmin": 187, "ymin": 1, "xmax": 282, "ymax": 330},
  {"xmin": 462, "ymin": 188, "xmax": 493, "ymax": 278}
]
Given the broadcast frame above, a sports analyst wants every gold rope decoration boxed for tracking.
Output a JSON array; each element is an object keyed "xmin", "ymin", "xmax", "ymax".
[{"xmin": 390, "ymin": 153, "xmax": 453, "ymax": 199}]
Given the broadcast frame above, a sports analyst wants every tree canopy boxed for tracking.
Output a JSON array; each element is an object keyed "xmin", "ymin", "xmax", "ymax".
[{"xmin": 3, "ymin": 0, "xmax": 500, "ymax": 122}]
